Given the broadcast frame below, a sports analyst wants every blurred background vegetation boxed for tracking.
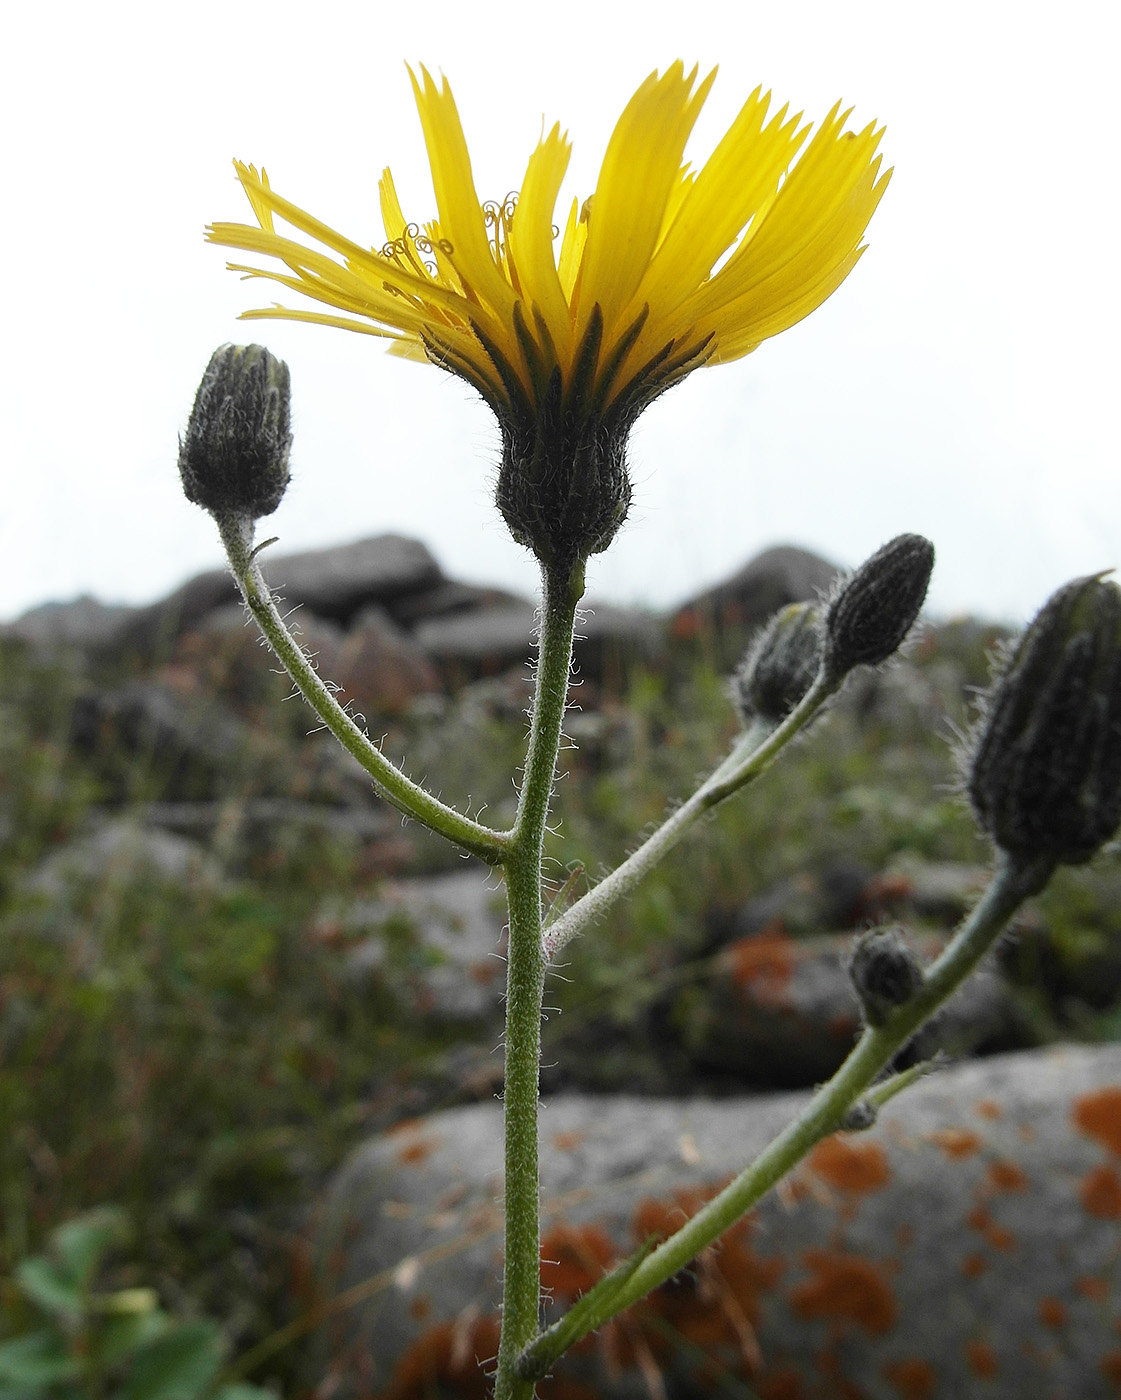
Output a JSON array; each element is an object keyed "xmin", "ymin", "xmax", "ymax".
[{"xmin": 5, "ymin": 541, "xmax": 1121, "ymax": 1396}]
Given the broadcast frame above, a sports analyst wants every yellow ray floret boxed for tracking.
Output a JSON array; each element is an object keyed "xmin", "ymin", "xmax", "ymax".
[{"xmin": 207, "ymin": 62, "xmax": 890, "ymax": 422}]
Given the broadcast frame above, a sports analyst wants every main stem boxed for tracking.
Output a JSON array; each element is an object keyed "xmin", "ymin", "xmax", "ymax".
[{"xmin": 494, "ymin": 560, "xmax": 582, "ymax": 1400}]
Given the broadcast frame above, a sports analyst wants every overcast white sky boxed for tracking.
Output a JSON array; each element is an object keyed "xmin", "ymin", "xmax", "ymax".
[{"xmin": 2, "ymin": 0, "xmax": 1117, "ymax": 625}]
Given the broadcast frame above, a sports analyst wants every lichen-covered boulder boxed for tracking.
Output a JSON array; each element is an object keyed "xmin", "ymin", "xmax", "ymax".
[{"xmin": 307, "ymin": 1045, "xmax": 1121, "ymax": 1399}]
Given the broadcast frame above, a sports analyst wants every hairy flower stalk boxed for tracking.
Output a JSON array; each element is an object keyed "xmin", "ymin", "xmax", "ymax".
[{"xmin": 205, "ymin": 63, "xmax": 891, "ymax": 1399}]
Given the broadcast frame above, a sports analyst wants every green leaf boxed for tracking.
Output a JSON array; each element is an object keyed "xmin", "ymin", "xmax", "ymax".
[
  {"xmin": 51, "ymin": 1208, "xmax": 130, "ymax": 1291},
  {"xmin": 13, "ymin": 1259, "xmax": 82, "ymax": 1321},
  {"xmin": 0, "ymin": 1331, "xmax": 82, "ymax": 1386},
  {"xmin": 96, "ymin": 1311, "xmax": 170, "ymax": 1368},
  {"xmin": 117, "ymin": 1321, "xmax": 225, "ymax": 1400},
  {"xmin": 211, "ymin": 1387, "xmax": 276, "ymax": 1400}
]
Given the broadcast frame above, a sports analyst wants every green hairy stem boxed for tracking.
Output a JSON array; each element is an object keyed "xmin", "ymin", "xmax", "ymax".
[{"xmin": 217, "ymin": 510, "xmax": 1059, "ymax": 1398}]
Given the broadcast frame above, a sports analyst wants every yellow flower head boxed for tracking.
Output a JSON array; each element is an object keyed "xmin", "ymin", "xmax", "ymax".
[{"xmin": 208, "ymin": 63, "xmax": 889, "ymax": 569}]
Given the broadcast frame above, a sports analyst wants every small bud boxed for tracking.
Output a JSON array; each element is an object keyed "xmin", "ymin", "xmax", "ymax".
[
  {"xmin": 824, "ymin": 535, "xmax": 934, "ymax": 680},
  {"xmin": 179, "ymin": 344, "xmax": 292, "ymax": 519},
  {"xmin": 848, "ymin": 926, "xmax": 924, "ymax": 1027},
  {"xmin": 734, "ymin": 602, "xmax": 824, "ymax": 727},
  {"xmin": 968, "ymin": 574, "xmax": 1121, "ymax": 868},
  {"xmin": 840, "ymin": 1100, "xmax": 878, "ymax": 1133}
]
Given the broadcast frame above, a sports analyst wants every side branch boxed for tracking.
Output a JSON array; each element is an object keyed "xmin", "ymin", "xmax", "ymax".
[
  {"xmin": 543, "ymin": 675, "xmax": 835, "ymax": 958},
  {"xmin": 217, "ymin": 515, "xmax": 508, "ymax": 864},
  {"xmin": 521, "ymin": 853, "xmax": 1050, "ymax": 1378}
]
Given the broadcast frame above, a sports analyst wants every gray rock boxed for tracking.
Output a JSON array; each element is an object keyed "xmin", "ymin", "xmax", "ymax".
[
  {"xmin": 108, "ymin": 535, "xmax": 443, "ymax": 660},
  {"xmin": 5, "ymin": 594, "xmax": 137, "ymax": 652},
  {"xmin": 882, "ymin": 856, "xmax": 991, "ymax": 925},
  {"xmin": 67, "ymin": 680, "xmax": 264, "ymax": 799},
  {"xmin": 336, "ymin": 869, "xmax": 508, "ymax": 1022},
  {"xmin": 24, "ymin": 817, "xmax": 226, "ymax": 904},
  {"xmin": 334, "ymin": 607, "xmax": 440, "ymax": 716},
  {"xmin": 258, "ymin": 535, "xmax": 443, "ymax": 620},
  {"xmin": 310, "ymin": 1044, "xmax": 1121, "ymax": 1399},
  {"xmin": 671, "ymin": 545, "xmax": 842, "ymax": 663},
  {"xmin": 415, "ymin": 598, "xmax": 662, "ymax": 686},
  {"xmin": 665, "ymin": 930, "xmax": 1031, "ymax": 1089}
]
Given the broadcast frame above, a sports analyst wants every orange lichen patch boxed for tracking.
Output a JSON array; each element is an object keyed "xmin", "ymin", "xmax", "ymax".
[
  {"xmin": 808, "ymin": 1137, "xmax": 892, "ymax": 1195},
  {"xmin": 1038, "ymin": 1298, "xmax": 1067, "ymax": 1329},
  {"xmin": 539, "ymin": 1224, "xmax": 617, "ymax": 1300},
  {"xmin": 929, "ymin": 1127, "xmax": 981, "ymax": 1159},
  {"xmin": 632, "ymin": 1181, "xmax": 731, "ymax": 1242},
  {"xmin": 986, "ymin": 1159, "xmax": 1028, "ymax": 1193},
  {"xmin": 384, "ymin": 1315, "xmax": 502, "ymax": 1400},
  {"xmin": 789, "ymin": 1251, "xmax": 897, "ymax": 1336},
  {"xmin": 1101, "ymin": 1351, "xmax": 1121, "ymax": 1393},
  {"xmin": 1073, "ymin": 1087, "xmax": 1121, "ymax": 1155},
  {"xmin": 627, "ymin": 1215, "xmax": 783, "ymax": 1363},
  {"xmin": 1081, "ymin": 1165, "xmax": 1121, "ymax": 1220},
  {"xmin": 386, "ymin": 1115, "xmax": 425, "ymax": 1137},
  {"xmin": 1077, "ymin": 1275, "xmax": 1111, "ymax": 1302},
  {"xmin": 723, "ymin": 921, "xmax": 794, "ymax": 1004},
  {"xmin": 467, "ymin": 959, "xmax": 500, "ymax": 985},
  {"xmin": 396, "ymin": 1135, "xmax": 439, "ymax": 1165},
  {"xmin": 756, "ymin": 1368, "xmax": 807, "ymax": 1400},
  {"xmin": 975, "ymin": 1099, "xmax": 1003, "ymax": 1120},
  {"xmin": 408, "ymin": 1295, "xmax": 431, "ymax": 1321},
  {"xmin": 961, "ymin": 1253, "xmax": 987, "ymax": 1279},
  {"xmin": 966, "ymin": 1340, "xmax": 998, "ymax": 1379},
  {"xmin": 551, "ymin": 1130, "xmax": 585, "ymax": 1153},
  {"xmin": 966, "ymin": 1205, "xmax": 1017, "ymax": 1252},
  {"xmin": 882, "ymin": 1357, "xmax": 936, "ymax": 1399},
  {"xmin": 815, "ymin": 1347, "xmax": 870, "ymax": 1400}
]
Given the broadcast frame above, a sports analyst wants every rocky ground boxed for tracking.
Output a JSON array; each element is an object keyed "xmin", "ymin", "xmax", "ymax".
[{"xmin": 5, "ymin": 535, "xmax": 1121, "ymax": 1397}]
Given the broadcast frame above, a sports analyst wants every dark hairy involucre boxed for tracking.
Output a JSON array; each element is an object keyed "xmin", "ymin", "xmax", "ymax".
[
  {"xmin": 734, "ymin": 602, "xmax": 824, "ymax": 726},
  {"xmin": 824, "ymin": 534, "xmax": 935, "ymax": 679},
  {"xmin": 179, "ymin": 344, "xmax": 292, "ymax": 519},
  {"xmin": 969, "ymin": 575, "xmax": 1121, "ymax": 867}
]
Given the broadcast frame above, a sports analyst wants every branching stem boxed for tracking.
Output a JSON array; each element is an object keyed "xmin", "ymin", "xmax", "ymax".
[
  {"xmin": 543, "ymin": 677, "xmax": 835, "ymax": 959},
  {"xmin": 519, "ymin": 852, "xmax": 1051, "ymax": 1380},
  {"xmin": 217, "ymin": 513, "xmax": 508, "ymax": 865}
]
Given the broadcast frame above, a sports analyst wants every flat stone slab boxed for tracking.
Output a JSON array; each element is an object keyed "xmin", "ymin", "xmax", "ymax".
[{"xmin": 308, "ymin": 1044, "xmax": 1121, "ymax": 1399}]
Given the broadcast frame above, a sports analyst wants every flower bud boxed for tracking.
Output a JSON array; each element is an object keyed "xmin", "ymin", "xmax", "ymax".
[
  {"xmin": 840, "ymin": 1100, "xmax": 878, "ymax": 1133},
  {"xmin": 179, "ymin": 344, "xmax": 292, "ymax": 519},
  {"xmin": 734, "ymin": 602, "xmax": 824, "ymax": 727},
  {"xmin": 823, "ymin": 535, "xmax": 934, "ymax": 680},
  {"xmin": 848, "ymin": 926, "xmax": 924, "ymax": 1027},
  {"xmin": 968, "ymin": 574, "xmax": 1121, "ymax": 868}
]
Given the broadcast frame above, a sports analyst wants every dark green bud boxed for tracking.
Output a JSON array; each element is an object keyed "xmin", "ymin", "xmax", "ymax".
[
  {"xmin": 734, "ymin": 602, "xmax": 824, "ymax": 726},
  {"xmin": 179, "ymin": 344, "xmax": 292, "ymax": 519},
  {"xmin": 848, "ymin": 926, "xmax": 924, "ymax": 1027},
  {"xmin": 968, "ymin": 574, "xmax": 1121, "ymax": 868},
  {"xmin": 824, "ymin": 534, "xmax": 934, "ymax": 680}
]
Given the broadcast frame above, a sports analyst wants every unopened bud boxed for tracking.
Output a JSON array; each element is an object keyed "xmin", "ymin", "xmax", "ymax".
[
  {"xmin": 179, "ymin": 344, "xmax": 292, "ymax": 519},
  {"xmin": 734, "ymin": 602, "xmax": 824, "ymax": 727},
  {"xmin": 968, "ymin": 574, "xmax": 1121, "ymax": 868},
  {"xmin": 848, "ymin": 926, "xmax": 924, "ymax": 1027},
  {"xmin": 840, "ymin": 1100, "xmax": 878, "ymax": 1133},
  {"xmin": 824, "ymin": 535, "xmax": 934, "ymax": 680}
]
